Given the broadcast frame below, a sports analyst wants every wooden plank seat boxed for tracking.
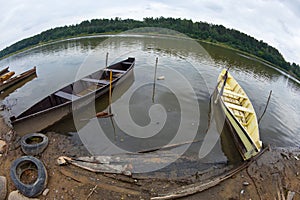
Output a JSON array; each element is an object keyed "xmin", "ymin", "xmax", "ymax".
[
  {"xmin": 224, "ymin": 102, "xmax": 254, "ymax": 114},
  {"xmin": 82, "ymin": 78, "xmax": 110, "ymax": 85},
  {"xmin": 233, "ymin": 109, "xmax": 244, "ymax": 118},
  {"xmin": 225, "ymin": 86, "xmax": 233, "ymax": 91},
  {"xmin": 223, "ymin": 89, "xmax": 248, "ymax": 99},
  {"xmin": 103, "ymin": 69, "xmax": 126, "ymax": 73},
  {"xmin": 122, "ymin": 62, "xmax": 133, "ymax": 65},
  {"xmin": 223, "ymin": 96, "xmax": 240, "ymax": 105},
  {"xmin": 55, "ymin": 91, "xmax": 80, "ymax": 101}
]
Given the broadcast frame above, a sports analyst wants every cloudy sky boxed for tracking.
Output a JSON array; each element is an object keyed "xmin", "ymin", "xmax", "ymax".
[{"xmin": 1, "ymin": 0, "xmax": 300, "ymax": 64}]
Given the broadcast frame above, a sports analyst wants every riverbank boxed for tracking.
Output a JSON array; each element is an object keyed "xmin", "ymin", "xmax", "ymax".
[{"xmin": 0, "ymin": 117, "xmax": 299, "ymax": 199}]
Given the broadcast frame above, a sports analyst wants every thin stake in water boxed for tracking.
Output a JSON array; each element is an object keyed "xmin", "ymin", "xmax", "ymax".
[
  {"xmin": 108, "ymin": 70, "xmax": 112, "ymax": 114},
  {"xmin": 152, "ymin": 57, "xmax": 158, "ymax": 103},
  {"xmin": 96, "ymin": 53, "xmax": 113, "ymax": 118},
  {"xmin": 105, "ymin": 52, "xmax": 109, "ymax": 68}
]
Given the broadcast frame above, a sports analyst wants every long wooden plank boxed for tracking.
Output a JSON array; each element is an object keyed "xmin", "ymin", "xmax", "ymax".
[
  {"xmin": 104, "ymin": 69, "xmax": 126, "ymax": 73},
  {"xmin": 224, "ymin": 102, "xmax": 254, "ymax": 113},
  {"xmin": 121, "ymin": 62, "xmax": 134, "ymax": 65},
  {"xmin": 223, "ymin": 89, "xmax": 248, "ymax": 99},
  {"xmin": 81, "ymin": 78, "xmax": 109, "ymax": 85},
  {"xmin": 55, "ymin": 91, "xmax": 80, "ymax": 100}
]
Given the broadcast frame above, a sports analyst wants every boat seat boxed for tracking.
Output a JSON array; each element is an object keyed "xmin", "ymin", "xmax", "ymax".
[
  {"xmin": 242, "ymin": 114, "xmax": 255, "ymax": 126},
  {"xmin": 224, "ymin": 102, "xmax": 254, "ymax": 113},
  {"xmin": 223, "ymin": 89, "xmax": 248, "ymax": 99},
  {"xmin": 103, "ymin": 69, "xmax": 126, "ymax": 73},
  {"xmin": 82, "ymin": 78, "xmax": 110, "ymax": 85},
  {"xmin": 225, "ymin": 86, "xmax": 232, "ymax": 91},
  {"xmin": 55, "ymin": 91, "xmax": 80, "ymax": 101},
  {"xmin": 223, "ymin": 96, "xmax": 240, "ymax": 105},
  {"xmin": 122, "ymin": 62, "xmax": 133, "ymax": 65},
  {"xmin": 233, "ymin": 109, "xmax": 245, "ymax": 118}
]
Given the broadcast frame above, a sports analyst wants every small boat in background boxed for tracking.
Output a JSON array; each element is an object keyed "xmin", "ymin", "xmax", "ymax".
[
  {"xmin": 10, "ymin": 57, "xmax": 135, "ymax": 135},
  {"xmin": 214, "ymin": 69, "xmax": 262, "ymax": 160},
  {"xmin": 0, "ymin": 67, "xmax": 37, "ymax": 92},
  {"xmin": 0, "ymin": 67, "xmax": 9, "ymax": 76},
  {"xmin": 0, "ymin": 73, "xmax": 37, "ymax": 99}
]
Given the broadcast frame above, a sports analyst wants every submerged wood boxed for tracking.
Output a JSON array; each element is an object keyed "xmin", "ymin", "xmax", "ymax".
[
  {"xmin": 137, "ymin": 139, "xmax": 201, "ymax": 153},
  {"xmin": 58, "ymin": 151, "xmax": 181, "ymax": 176},
  {"xmin": 151, "ymin": 147, "xmax": 269, "ymax": 200},
  {"xmin": 59, "ymin": 155, "xmax": 132, "ymax": 175},
  {"xmin": 96, "ymin": 111, "xmax": 114, "ymax": 118}
]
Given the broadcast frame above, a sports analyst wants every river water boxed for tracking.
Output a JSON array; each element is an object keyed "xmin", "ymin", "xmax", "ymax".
[{"xmin": 0, "ymin": 34, "xmax": 299, "ymax": 167}]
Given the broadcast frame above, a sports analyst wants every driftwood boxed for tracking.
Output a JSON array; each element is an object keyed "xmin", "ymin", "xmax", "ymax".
[
  {"xmin": 60, "ymin": 168, "xmax": 141, "ymax": 195},
  {"xmin": 151, "ymin": 147, "xmax": 269, "ymax": 200},
  {"xmin": 58, "ymin": 151, "xmax": 180, "ymax": 176},
  {"xmin": 86, "ymin": 185, "xmax": 97, "ymax": 200},
  {"xmin": 137, "ymin": 139, "xmax": 201, "ymax": 153},
  {"xmin": 58, "ymin": 156, "xmax": 132, "ymax": 175}
]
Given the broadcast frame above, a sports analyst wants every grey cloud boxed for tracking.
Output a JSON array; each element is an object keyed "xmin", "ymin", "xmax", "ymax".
[{"xmin": 0, "ymin": 0, "xmax": 300, "ymax": 64}]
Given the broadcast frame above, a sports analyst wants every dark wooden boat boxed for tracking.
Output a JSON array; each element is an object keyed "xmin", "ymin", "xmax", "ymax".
[
  {"xmin": 10, "ymin": 57, "xmax": 135, "ymax": 135},
  {"xmin": 213, "ymin": 69, "xmax": 262, "ymax": 160},
  {"xmin": 0, "ymin": 73, "xmax": 37, "ymax": 100},
  {"xmin": 0, "ymin": 67, "xmax": 9, "ymax": 76},
  {"xmin": 0, "ymin": 67, "xmax": 36, "ymax": 92}
]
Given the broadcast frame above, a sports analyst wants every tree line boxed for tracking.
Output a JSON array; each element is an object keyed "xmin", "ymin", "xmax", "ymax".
[{"xmin": 0, "ymin": 17, "xmax": 299, "ymax": 79}]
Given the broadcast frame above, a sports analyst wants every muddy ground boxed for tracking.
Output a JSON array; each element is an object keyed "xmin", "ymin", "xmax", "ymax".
[{"xmin": 1, "ymin": 116, "xmax": 300, "ymax": 200}]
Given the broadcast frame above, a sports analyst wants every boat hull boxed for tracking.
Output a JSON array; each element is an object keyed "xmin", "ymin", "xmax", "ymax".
[
  {"xmin": 218, "ymin": 97, "xmax": 260, "ymax": 160},
  {"xmin": 214, "ymin": 69, "xmax": 262, "ymax": 160},
  {"xmin": 0, "ymin": 67, "xmax": 36, "ymax": 92},
  {"xmin": 10, "ymin": 58, "xmax": 135, "ymax": 135},
  {"xmin": 0, "ymin": 67, "xmax": 9, "ymax": 76}
]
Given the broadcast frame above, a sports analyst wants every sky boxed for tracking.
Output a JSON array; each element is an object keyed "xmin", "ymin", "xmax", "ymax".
[{"xmin": 1, "ymin": 0, "xmax": 300, "ymax": 64}]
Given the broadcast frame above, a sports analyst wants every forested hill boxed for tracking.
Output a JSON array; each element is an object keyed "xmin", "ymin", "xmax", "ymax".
[{"xmin": 1, "ymin": 17, "xmax": 299, "ymax": 79}]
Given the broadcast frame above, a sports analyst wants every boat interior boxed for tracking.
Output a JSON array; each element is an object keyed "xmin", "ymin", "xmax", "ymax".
[
  {"xmin": 15, "ymin": 58, "xmax": 134, "ymax": 119},
  {"xmin": 219, "ymin": 74, "xmax": 261, "ymax": 148}
]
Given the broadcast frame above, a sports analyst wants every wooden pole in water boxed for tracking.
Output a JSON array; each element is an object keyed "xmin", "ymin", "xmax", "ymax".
[
  {"xmin": 95, "ymin": 52, "xmax": 113, "ymax": 118},
  {"xmin": 108, "ymin": 70, "xmax": 113, "ymax": 114},
  {"xmin": 258, "ymin": 90, "xmax": 272, "ymax": 124},
  {"xmin": 152, "ymin": 57, "xmax": 158, "ymax": 103},
  {"xmin": 105, "ymin": 52, "xmax": 109, "ymax": 67}
]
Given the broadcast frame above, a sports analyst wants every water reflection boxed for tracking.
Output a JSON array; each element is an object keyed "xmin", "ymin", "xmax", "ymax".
[{"xmin": 0, "ymin": 34, "xmax": 299, "ymax": 155}]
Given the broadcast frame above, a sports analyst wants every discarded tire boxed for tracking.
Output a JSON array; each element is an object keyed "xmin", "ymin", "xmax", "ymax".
[
  {"xmin": 10, "ymin": 156, "xmax": 48, "ymax": 198},
  {"xmin": 21, "ymin": 133, "xmax": 48, "ymax": 155}
]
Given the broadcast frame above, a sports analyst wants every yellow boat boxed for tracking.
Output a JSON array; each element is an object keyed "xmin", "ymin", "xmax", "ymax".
[{"xmin": 215, "ymin": 69, "xmax": 262, "ymax": 160}]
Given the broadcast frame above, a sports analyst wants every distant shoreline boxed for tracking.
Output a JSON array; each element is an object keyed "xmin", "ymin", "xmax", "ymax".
[{"xmin": 2, "ymin": 33, "xmax": 298, "ymax": 83}]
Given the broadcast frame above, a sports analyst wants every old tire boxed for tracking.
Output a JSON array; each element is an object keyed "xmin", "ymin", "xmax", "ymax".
[
  {"xmin": 10, "ymin": 156, "xmax": 47, "ymax": 198},
  {"xmin": 21, "ymin": 133, "xmax": 48, "ymax": 155}
]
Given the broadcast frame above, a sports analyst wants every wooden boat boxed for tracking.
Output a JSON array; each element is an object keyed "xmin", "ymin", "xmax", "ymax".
[
  {"xmin": 0, "ymin": 73, "xmax": 37, "ymax": 100},
  {"xmin": 214, "ymin": 69, "xmax": 262, "ymax": 160},
  {"xmin": 0, "ymin": 67, "xmax": 9, "ymax": 76},
  {"xmin": 0, "ymin": 67, "xmax": 36, "ymax": 92},
  {"xmin": 10, "ymin": 57, "xmax": 135, "ymax": 135}
]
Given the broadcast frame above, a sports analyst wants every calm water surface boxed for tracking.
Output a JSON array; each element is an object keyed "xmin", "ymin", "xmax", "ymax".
[{"xmin": 0, "ymin": 35, "xmax": 299, "ymax": 164}]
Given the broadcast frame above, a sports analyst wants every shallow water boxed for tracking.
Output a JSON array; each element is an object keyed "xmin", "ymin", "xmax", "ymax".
[{"xmin": 1, "ymin": 34, "xmax": 299, "ymax": 167}]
